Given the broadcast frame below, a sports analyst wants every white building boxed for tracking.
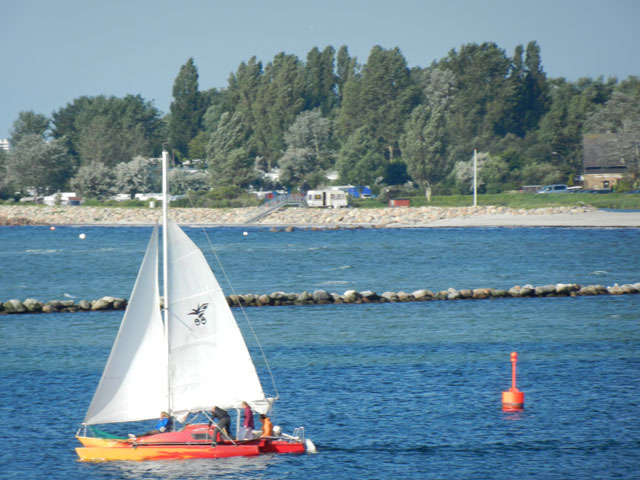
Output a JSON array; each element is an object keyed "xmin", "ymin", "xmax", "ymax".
[{"xmin": 0, "ymin": 139, "xmax": 9, "ymax": 151}]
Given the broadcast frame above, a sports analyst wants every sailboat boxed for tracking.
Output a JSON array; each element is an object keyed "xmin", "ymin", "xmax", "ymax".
[{"xmin": 75, "ymin": 150, "xmax": 314, "ymax": 461}]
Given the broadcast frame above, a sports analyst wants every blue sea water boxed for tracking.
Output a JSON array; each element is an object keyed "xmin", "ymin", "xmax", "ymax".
[{"xmin": 1, "ymin": 225, "xmax": 639, "ymax": 479}]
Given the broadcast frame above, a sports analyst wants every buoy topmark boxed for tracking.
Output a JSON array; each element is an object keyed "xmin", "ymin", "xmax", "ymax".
[{"xmin": 502, "ymin": 351, "xmax": 524, "ymax": 411}]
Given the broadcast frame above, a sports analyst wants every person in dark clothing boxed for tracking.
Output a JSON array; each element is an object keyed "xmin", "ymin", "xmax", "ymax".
[{"xmin": 211, "ymin": 406, "xmax": 231, "ymax": 438}]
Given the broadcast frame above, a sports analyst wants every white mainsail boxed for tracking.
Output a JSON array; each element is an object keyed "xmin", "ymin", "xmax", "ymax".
[
  {"xmin": 165, "ymin": 219, "xmax": 270, "ymax": 415},
  {"xmin": 83, "ymin": 192, "xmax": 271, "ymax": 427},
  {"xmin": 84, "ymin": 224, "xmax": 168, "ymax": 425}
]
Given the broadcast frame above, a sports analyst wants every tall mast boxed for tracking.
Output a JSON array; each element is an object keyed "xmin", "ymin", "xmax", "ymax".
[{"xmin": 161, "ymin": 148, "xmax": 172, "ymax": 414}]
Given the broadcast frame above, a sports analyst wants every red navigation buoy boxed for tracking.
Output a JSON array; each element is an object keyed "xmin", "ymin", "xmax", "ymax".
[{"xmin": 502, "ymin": 351, "xmax": 524, "ymax": 411}]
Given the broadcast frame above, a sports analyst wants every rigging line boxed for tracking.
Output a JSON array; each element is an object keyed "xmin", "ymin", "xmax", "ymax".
[{"xmin": 171, "ymin": 166, "xmax": 280, "ymax": 401}]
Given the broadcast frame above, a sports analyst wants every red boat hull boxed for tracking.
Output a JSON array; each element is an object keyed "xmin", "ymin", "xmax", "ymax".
[{"xmin": 76, "ymin": 424, "xmax": 306, "ymax": 461}]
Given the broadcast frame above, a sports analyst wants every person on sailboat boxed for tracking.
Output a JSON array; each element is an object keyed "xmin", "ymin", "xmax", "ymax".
[
  {"xmin": 259, "ymin": 414, "xmax": 273, "ymax": 437},
  {"xmin": 239, "ymin": 401, "xmax": 255, "ymax": 440},
  {"xmin": 211, "ymin": 406, "xmax": 231, "ymax": 439},
  {"xmin": 140, "ymin": 411, "xmax": 173, "ymax": 437}
]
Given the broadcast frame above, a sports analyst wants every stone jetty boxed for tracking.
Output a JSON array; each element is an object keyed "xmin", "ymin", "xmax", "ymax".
[
  {"xmin": 0, "ymin": 204, "xmax": 602, "ymax": 228},
  {"xmin": 2, "ymin": 281, "xmax": 638, "ymax": 315}
]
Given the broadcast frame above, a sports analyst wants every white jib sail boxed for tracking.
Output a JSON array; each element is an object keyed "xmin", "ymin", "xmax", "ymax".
[
  {"xmin": 165, "ymin": 219, "xmax": 270, "ymax": 415},
  {"xmin": 84, "ymin": 225, "xmax": 168, "ymax": 425}
]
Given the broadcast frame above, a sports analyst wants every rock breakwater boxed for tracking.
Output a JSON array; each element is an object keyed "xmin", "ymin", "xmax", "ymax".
[
  {"xmin": 0, "ymin": 204, "xmax": 600, "ymax": 228},
  {"xmin": 2, "ymin": 281, "xmax": 638, "ymax": 315}
]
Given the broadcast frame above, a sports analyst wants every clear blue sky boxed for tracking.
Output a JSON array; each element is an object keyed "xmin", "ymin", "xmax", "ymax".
[{"xmin": 1, "ymin": 0, "xmax": 638, "ymax": 140}]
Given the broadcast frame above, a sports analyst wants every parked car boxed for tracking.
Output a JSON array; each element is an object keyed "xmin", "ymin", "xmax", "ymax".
[{"xmin": 537, "ymin": 184, "xmax": 568, "ymax": 194}]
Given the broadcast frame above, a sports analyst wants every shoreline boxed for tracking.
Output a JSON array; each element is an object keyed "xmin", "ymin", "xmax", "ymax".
[{"xmin": 1, "ymin": 204, "xmax": 640, "ymax": 228}]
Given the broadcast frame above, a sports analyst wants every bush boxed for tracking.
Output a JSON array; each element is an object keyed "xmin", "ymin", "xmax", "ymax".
[{"xmin": 170, "ymin": 188, "xmax": 261, "ymax": 208}]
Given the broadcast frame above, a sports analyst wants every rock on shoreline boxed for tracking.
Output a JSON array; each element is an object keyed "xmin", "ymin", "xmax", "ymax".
[
  {"xmin": 0, "ymin": 204, "xmax": 601, "ymax": 228},
  {"xmin": 2, "ymin": 282, "xmax": 638, "ymax": 315}
]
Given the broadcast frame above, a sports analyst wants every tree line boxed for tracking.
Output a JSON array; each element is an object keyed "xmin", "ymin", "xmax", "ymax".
[{"xmin": 1, "ymin": 41, "xmax": 639, "ymax": 202}]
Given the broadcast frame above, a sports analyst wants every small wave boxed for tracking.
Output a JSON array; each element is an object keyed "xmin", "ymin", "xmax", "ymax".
[
  {"xmin": 320, "ymin": 280, "xmax": 350, "ymax": 286},
  {"xmin": 25, "ymin": 249, "xmax": 58, "ymax": 254},
  {"xmin": 63, "ymin": 293, "xmax": 76, "ymax": 299},
  {"xmin": 330, "ymin": 265, "xmax": 352, "ymax": 271},
  {"xmin": 589, "ymin": 270, "xmax": 608, "ymax": 275}
]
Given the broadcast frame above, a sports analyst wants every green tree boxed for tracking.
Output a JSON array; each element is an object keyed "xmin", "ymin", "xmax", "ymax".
[
  {"xmin": 520, "ymin": 162, "xmax": 564, "ymax": 185},
  {"xmin": 304, "ymin": 46, "xmax": 337, "ymax": 114},
  {"xmin": 207, "ymin": 112, "xmax": 257, "ymax": 187},
  {"xmin": 338, "ymin": 46, "xmax": 418, "ymax": 163},
  {"xmin": 6, "ymin": 134, "xmax": 74, "ymax": 199},
  {"xmin": 51, "ymin": 96, "xmax": 94, "ymax": 159},
  {"xmin": 521, "ymin": 41, "xmax": 550, "ymax": 132},
  {"xmin": 0, "ymin": 148, "xmax": 12, "ymax": 199},
  {"xmin": 255, "ymin": 53, "xmax": 306, "ymax": 166},
  {"xmin": 52, "ymin": 95, "xmax": 163, "ymax": 167},
  {"xmin": 479, "ymin": 157, "xmax": 511, "ymax": 193},
  {"xmin": 168, "ymin": 169, "xmax": 209, "ymax": 194},
  {"xmin": 438, "ymin": 42, "xmax": 513, "ymax": 160},
  {"xmin": 278, "ymin": 148, "xmax": 319, "ymax": 190},
  {"xmin": 401, "ymin": 104, "xmax": 449, "ymax": 199},
  {"xmin": 169, "ymin": 58, "xmax": 204, "ymax": 158},
  {"xmin": 534, "ymin": 77, "xmax": 614, "ymax": 176},
  {"xmin": 114, "ymin": 156, "xmax": 159, "ymax": 198},
  {"xmin": 283, "ymin": 110, "xmax": 332, "ymax": 167},
  {"xmin": 336, "ymin": 45, "xmax": 359, "ymax": 105},
  {"xmin": 336, "ymin": 127, "xmax": 386, "ymax": 185},
  {"xmin": 70, "ymin": 162, "xmax": 115, "ymax": 199},
  {"xmin": 9, "ymin": 111, "xmax": 50, "ymax": 145},
  {"xmin": 278, "ymin": 110, "xmax": 333, "ymax": 189},
  {"xmin": 225, "ymin": 57, "xmax": 264, "ymax": 167}
]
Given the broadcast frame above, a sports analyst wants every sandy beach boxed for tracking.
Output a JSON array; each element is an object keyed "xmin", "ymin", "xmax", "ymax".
[{"xmin": 1, "ymin": 204, "xmax": 639, "ymax": 228}]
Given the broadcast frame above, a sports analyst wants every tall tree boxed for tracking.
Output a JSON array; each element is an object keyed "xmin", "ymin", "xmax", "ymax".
[
  {"xmin": 336, "ymin": 127, "xmax": 386, "ymax": 185},
  {"xmin": 207, "ymin": 112, "xmax": 257, "ymax": 187},
  {"xmin": 9, "ymin": 111, "xmax": 50, "ymax": 146},
  {"xmin": 51, "ymin": 96, "xmax": 94, "ymax": 160},
  {"xmin": 255, "ymin": 53, "xmax": 306, "ymax": 167},
  {"xmin": 169, "ymin": 58, "xmax": 204, "ymax": 158},
  {"xmin": 225, "ymin": 57, "xmax": 264, "ymax": 167},
  {"xmin": 304, "ymin": 46, "xmax": 337, "ymax": 114},
  {"xmin": 522, "ymin": 41, "xmax": 550, "ymax": 131},
  {"xmin": 337, "ymin": 46, "xmax": 418, "ymax": 163},
  {"xmin": 401, "ymin": 104, "xmax": 450, "ymax": 199},
  {"xmin": 336, "ymin": 45, "xmax": 358, "ymax": 105},
  {"xmin": 439, "ymin": 42, "xmax": 512, "ymax": 159}
]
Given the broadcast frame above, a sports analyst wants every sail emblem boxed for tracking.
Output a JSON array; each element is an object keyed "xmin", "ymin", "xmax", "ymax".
[{"xmin": 188, "ymin": 303, "xmax": 209, "ymax": 326}]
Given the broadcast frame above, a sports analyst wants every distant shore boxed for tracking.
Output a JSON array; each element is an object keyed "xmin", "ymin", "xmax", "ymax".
[{"xmin": 1, "ymin": 204, "xmax": 640, "ymax": 228}]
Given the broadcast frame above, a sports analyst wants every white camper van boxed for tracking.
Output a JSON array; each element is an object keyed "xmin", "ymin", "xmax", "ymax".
[{"xmin": 306, "ymin": 189, "xmax": 349, "ymax": 208}]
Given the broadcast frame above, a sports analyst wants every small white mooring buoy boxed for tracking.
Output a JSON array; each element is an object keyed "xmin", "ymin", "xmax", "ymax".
[{"xmin": 79, "ymin": 233, "xmax": 86, "ymax": 240}]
